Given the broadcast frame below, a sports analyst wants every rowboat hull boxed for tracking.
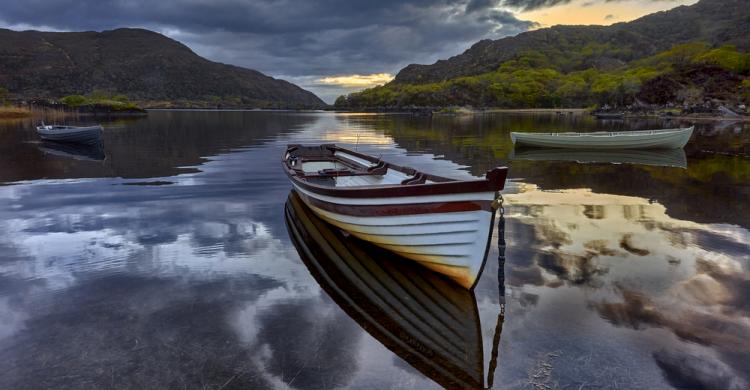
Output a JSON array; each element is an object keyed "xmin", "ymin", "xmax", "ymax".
[
  {"xmin": 292, "ymin": 186, "xmax": 496, "ymax": 288},
  {"xmin": 283, "ymin": 144, "xmax": 507, "ymax": 289},
  {"xmin": 284, "ymin": 191, "xmax": 484, "ymax": 389},
  {"xmin": 511, "ymin": 127, "xmax": 694, "ymax": 150},
  {"xmin": 36, "ymin": 125, "xmax": 102, "ymax": 145}
]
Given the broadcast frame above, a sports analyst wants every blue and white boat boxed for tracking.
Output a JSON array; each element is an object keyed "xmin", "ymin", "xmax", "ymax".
[{"xmin": 36, "ymin": 122, "xmax": 102, "ymax": 145}]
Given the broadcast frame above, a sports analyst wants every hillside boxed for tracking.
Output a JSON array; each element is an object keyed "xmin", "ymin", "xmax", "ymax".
[
  {"xmin": 337, "ymin": 0, "xmax": 750, "ymax": 110},
  {"xmin": 0, "ymin": 28, "xmax": 325, "ymax": 109},
  {"xmin": 395, "ymin": 0, "xmax": 749, "ymax": 84}
]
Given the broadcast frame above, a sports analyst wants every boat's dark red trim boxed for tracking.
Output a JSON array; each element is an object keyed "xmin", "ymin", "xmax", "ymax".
[
  {"xmin": 298, "ymin": 191, "xmax": 492, "ymax": 217},
  {"xmin": 283, "ymin": 144, "xmax": 508, "ymax": 199}
]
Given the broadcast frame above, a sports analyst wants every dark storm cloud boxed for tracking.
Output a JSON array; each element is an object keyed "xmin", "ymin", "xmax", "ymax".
[
  {"xmin": 0, "ymin": 0, "xmax": 526, "ymax": 36},
  {"xmin": 0, "ymin": 0, "xmax": 538, "ymax": 102},
  {"xmin": 500, "ymin": 0, "xmax": 573, "ymax": 9},
  {"xmin": 501, "ymin": 0, "xmax": 681, "ymax": 11}
]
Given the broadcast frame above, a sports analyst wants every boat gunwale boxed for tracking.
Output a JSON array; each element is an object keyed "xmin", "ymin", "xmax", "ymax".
[
  {"xmin": 283, "ymin": 144, "xmax": 507, "ymax": 199},
  {"xmin": 296, "ymin": 189, "xmax": 493, "ymax": 217}
]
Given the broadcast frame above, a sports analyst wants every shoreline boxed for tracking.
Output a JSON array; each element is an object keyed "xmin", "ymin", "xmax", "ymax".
[
  {"xmin": 0, "ymin": 106, "xmax": 32, "ymax": 119},
  {"xmin": 335, "ymin": 106, "xmax": 750, "ymax": 121},
  {"xmin": 479, "ymin": 108, "xmax": 587, "ymax": 114},
  {"xmin": 633, "ymin": 114, "xmax": 750, "ymax": 122},
  {"xmin": 13, "ymin": 104, "xmax": 746, "ymax": 122}
]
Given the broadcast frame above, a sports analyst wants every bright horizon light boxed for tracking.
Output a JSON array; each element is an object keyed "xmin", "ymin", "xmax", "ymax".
[
  {"xmin": 317, "ymin": 73, "xmax": 395, "ymax": 88},
  {"xmin": 520, "ymin": 0, "xmax": 698, "ymax": 27}
]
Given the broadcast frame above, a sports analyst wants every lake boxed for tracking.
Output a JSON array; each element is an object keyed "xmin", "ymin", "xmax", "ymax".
[{"xmin": 1, "ymin": 111, "xmax": 748, "ymax": 389}]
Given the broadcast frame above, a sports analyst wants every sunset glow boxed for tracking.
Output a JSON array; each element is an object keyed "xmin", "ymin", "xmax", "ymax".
[
  {"xmin": 520, "ymin": 0, "xmax": 698, "ymax": 27},
  {"xmin": 318, "ymin": 73, "xmax": 394, "ymax": 88}
]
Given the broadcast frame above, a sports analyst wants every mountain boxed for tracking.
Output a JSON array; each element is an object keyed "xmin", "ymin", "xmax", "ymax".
[
  {"xmin": 0, "ymin": 28, "xmax": 325, "ymax": 109},
  {"xmin": 337, "ymin": 0, "xmax": 750, "ymax": 109},
  {"xmin": 394, "ymin": 0, "xmax": 750, "ymax": 84}
]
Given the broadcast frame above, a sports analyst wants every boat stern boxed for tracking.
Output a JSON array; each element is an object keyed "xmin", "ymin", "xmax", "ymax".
[{"xmin": 486, "ymin": 167, "xmax": 509, "ymax": 192}]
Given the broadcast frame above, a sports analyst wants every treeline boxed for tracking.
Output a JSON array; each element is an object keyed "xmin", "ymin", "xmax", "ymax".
[{"xmin": 335, "ymin": 43, "xmax": 750, "ymax": 109}]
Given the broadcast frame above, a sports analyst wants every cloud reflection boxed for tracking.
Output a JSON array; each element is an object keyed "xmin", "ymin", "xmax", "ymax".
[
  {"xmin": 0, "ymin": 144, "xmax": 373, "ymax": 388},
  {"xmin": 0, "ymin": 136, "xmax": 456, "ymax": 389},
  {"xmin": 502, "ymin": 184, "xmax": 750, "ymax": 387}
]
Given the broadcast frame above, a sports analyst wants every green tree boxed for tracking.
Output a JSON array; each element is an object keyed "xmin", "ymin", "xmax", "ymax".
[
  {"xmin": 334, "ymin": 95, "xmax": 348, "ymax": 108},
  {"xmin": 694, "ymin": 45, "xmax": 750, "ymax": 73},
  {"xmin": 742, "ymin": 80, "xmax": 750, "ymax": 105},
  {"xmin": 60, "ymin": 95, "xmax": 89, "ymax": 106}
]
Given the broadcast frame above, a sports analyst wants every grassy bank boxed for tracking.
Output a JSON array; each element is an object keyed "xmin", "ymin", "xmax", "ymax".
[
  {"xmin": 59, "ymin": 94, "xmax": 145, "ymax": 113},
  {"xmin": 0, "ymin": 106, "xmax": 32, "ymax": 119}
]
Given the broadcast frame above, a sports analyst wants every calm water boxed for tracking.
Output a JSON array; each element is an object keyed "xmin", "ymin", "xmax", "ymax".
[{"xmin": 0, "ymin": 111, "xmax": 748, "ymax": 389}]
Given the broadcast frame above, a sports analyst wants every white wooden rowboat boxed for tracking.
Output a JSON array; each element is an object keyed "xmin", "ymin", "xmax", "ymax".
[
  {"xmin": 510, "ymin": 127, "xmax": 694, "ymax": 149},
  {"xmin": 283, "ymin": 144, "xmax": 508, "ymax": 289},
  {"xmin": 36, "ymin": 123, "xmax": 102, "ymax": 145}
]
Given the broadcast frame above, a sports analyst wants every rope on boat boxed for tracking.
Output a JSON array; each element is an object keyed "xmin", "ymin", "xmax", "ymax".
[
  {"xmin": 491, "ymin": 192, "xmax": 505, "ymax": 211},
  {"xmin": 486, "ymin": 197, "xmax": 506, "ymax": 389}
]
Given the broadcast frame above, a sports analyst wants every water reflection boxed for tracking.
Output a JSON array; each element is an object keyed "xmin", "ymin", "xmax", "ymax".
[
  {"xmin": 510, "ymin": 148, "xmax": 687, "ymax": 169},
  {"xmin": 0, "ymin": 111, "xmax": 319, "ymax": 183},
  {"xmin": 37, "ymin": 141, "xmax": 106, "ymax": 161},
  {"xmin": 285, "ymin": 190, "xmax": 507, "ymax": 389},
  {"xmin": 0, "ymin": 142, "xmax": 351, "ymax": 388},
  {"xmin": 0, "ymin": 111, "xmax": 748, "ymax": 389},
  {"xmin": 502, "ymin": 184, "xmax": 750, "ymax": 389},
  {"xmin": 0, "ymin": 133, "xmax": 462, "ymax": 389}
]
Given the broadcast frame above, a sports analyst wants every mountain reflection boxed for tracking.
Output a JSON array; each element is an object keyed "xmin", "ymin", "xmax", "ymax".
[
  {"xmin": 355, "ymin": 113, "xmax": 750, "ymax": 229},
  {"xmin": 0, "ymin": 110, "xmax": 318, "ymax": 183}
]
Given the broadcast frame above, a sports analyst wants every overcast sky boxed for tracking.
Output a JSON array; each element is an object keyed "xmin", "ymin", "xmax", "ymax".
[{"xmin": 0, "ymin": 0, "xmax": 695, "ymax": 103}]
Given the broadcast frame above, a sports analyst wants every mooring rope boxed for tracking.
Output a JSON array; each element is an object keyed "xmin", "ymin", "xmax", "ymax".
[{"xmin": 486, "ymin": 194, "xmax": 506, "ymax": 389}]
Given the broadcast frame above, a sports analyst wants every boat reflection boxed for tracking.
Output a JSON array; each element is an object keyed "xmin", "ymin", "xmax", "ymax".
[
  {"xmin": 510, "ymin": 148, "xmax": 687, "ymax": 168},
  {"xmin": 285, "ymin": 190, "xmax": 506, "ymax": 389},
  {"xmin": 37, "ymin": 141, "xmax": 106, "ymax": 161}
]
